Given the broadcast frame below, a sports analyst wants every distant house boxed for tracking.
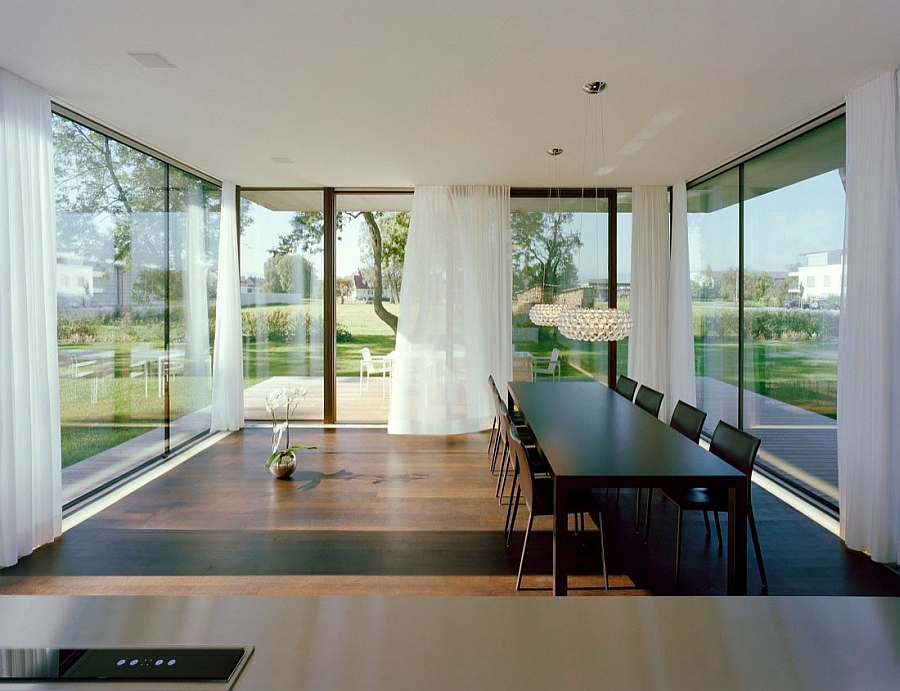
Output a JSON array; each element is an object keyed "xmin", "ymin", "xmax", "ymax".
[
  {"xmin": 240, "ymin": 276, "xmax": 259, "ymax": 294},
  {"xmin": 353, "ymin": 271, "xmax": 374, "ymax": 302},
  {"xmin": 790, "ymin": 250, "xmax": 843, "ymax": 300}
]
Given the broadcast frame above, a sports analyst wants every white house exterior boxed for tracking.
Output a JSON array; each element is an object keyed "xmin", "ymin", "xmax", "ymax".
[{"xmin": 790, "ymin": 250, "xmax": 843, "ymax": 300}]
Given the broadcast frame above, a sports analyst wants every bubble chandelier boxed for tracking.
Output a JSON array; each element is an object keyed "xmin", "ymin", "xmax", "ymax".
[{"xmin": 562, "ymin": 81, "xmax": 632, "ymax": 343}]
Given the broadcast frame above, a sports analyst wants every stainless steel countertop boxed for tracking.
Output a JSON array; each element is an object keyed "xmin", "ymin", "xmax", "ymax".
[{"xmin": 1, "ymin": 596, "xmax": 898, "ymax": 690}]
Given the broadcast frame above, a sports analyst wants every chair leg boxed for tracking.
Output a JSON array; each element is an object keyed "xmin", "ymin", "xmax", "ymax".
[
  {"xmin": 506, "ymin": 487, "xmax": 521, "ymax": 547},
  {"xmin": 490, "ymin": 433, "xmax": 501, "ymax": 474},
  {"xmin": 674, "ymin": 508, "xmax": 683, "ymax": 592},
  {"xmin": 515, "ymin": 512, "xmax": 535, "ymax": 591},
  {"xmin": 643, "ymin": 488, "xmax": 653, "ymax": 545},
  {"xmin": 498, "ymin": 446, "xmax": 513, "ymax": 504},
  {"xmin": 703, "ymin": 510, "xmax": 711, "ymax": 535},
  {"xmin": 597, "ymin": 511, "xmax": 608, "ymax": 590},
  {"xmin": 635, "ymin": 488, "xmax": 642, "ymax": 533},
  {"xmin": 503, "ymin": 467, "xmax": 519, "ymax": 538},
  {"xmin": 748, "ymin": 506, "xmax": 768, "ymax": 594},
  {"xmin": 713, "ymin": 511, "xmax": 723, "ymax": 545},
  {"xmin": 488, "ymin": 418, "xmax": 498, "ymax": 455},
  {"xmin": 495, "ymin": 441, "xmax": 509, "ymax": 498}
]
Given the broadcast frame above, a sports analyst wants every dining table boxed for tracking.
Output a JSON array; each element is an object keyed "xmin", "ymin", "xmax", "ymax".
[{"xmin": 508, "ymin": 379, "xmax": 748, "ymax": 596}]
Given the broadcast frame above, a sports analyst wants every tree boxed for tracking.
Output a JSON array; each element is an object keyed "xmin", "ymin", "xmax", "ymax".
[
  {"xmin": 263, "ymin": 254, "xmax": 316, "ymax": 295},
  {"xmin": 358, "ymin": 211, "xmax": 409, "ymax": 304},
  {"xmin": 53, "ymin": 114, "xmax": 244, "ymax": 313},
  {"xmin": 280, "ymin": 210, "xmax": 407, "ymax": 334},
  {"xmin": 336, "ymin": 276, "xmax": 353, "ymax": 304},
  {"xmin": 511, "ymin": 211, "xmax": 581, "ymax": 296}
]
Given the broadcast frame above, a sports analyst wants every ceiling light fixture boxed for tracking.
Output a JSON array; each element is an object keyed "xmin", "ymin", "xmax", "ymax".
[
  {"xmin": 558, "ymin": 81, "xmax": 632, "ymax": 343},
  {"xmin": 529, "ymin": 148, "xmax": 572, "ymax": 327}
]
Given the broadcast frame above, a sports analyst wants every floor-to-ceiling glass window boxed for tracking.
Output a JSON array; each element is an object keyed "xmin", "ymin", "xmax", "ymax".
[
  {"xmin": 687, "ymin": 114, "xmax": 845, "ymax": 511},
  {"xmin": 742, "ymin": 118, "xmax": 845, "ymax": 508},
  {"xmin": 335, "ymin": 193, "xmax": 411, "ymax": 423},
  {"xmin": 167, "ymin": 171, "xmax": 220, "ymax": 447},
  {"xmin": 238, "ymin": 190, "xmax": 326, "ymax": 421},
  {"xmin": 615, "ymin": 190, "xmax": 633, "ymax": 379},
  {"xmin": 687, "ymin": 169, "xmax": 741, "ymax": 435},
  {"xmin": 53, "ymin": 112, "xmax": 220, "ymax": 505},
  {"xmin": 510, "ymin": 191, "xmax": 621, "ymax": 385}
]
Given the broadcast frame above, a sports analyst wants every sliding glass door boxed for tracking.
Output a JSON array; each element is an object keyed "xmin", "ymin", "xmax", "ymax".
[
  {"xmin": 53, "ymin": 111, "xmax": 220, "ymax": 506},
  {"xmin": 238, "ymin": 190, "xmax": 326, "ymax": 421}
]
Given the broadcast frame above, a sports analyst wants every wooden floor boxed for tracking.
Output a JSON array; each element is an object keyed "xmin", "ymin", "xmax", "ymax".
[{"xmin": 3, "ymin": 428, "xmax": 899, "ymax": 597}]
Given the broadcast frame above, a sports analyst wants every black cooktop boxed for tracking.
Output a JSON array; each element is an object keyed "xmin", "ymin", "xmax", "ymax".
[{"xmin": 0, "ymin": 647, "xmax": 252, "ymax": 686}]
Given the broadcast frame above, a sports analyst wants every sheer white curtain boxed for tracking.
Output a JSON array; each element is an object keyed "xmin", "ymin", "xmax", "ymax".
[
  {"xmin": 667, "ymin": 182, "xmax": 697, "ymax": 414},
  {"xmin": 210, "ymin": 182, "xmax": 244, "ymax": 431},
  {"xmin": 0, "ymin": 68, "xmax": 62, "ymax": 568},
  {"xmin": 838, "ymin": 69, "xmax": 900, "ymax": 564},
  {"xmin": 183, "ymin": 182, "xmax": 210, "ymax": 381},
  {"xmin": 628, "ymin": 186, "xmax": 670, "ymax": 418},
  {"xmin": 388, "ymin": 186, "xmax": 511, "ymax": 435}
]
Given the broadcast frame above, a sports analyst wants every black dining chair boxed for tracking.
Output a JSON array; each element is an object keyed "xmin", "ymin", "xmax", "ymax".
[
  {"xmin": 634, "ymin": 385, "xmax": 664, "ymax": 418},
  {"xmin": 507, "ymin": 425, "xmax": 608, "ymax": 592},
  {"xmin": 626, "ymin": 385, "xmax": 665, "ymax": 523},
  {"xmin": 613, "ymin": 375, "xmax": 638, "ymax": 402},
  {"xmin": 652, "ymin": 420, "xmax": 768, "ymax": 593},
  {"xmin": 643, "ymin": 401, "xmax": 708, "ymax": 543}
]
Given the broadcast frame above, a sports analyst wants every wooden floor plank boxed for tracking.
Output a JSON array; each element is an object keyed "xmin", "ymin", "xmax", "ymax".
[{"xmin": 3, "ymin": 428, "xmax": 899, "ymax": 597}]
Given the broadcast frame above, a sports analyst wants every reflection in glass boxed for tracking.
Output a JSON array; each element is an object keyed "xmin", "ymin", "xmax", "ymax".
[
  {"xmin": 687, "ymin": 168, "xmax": 740, "ymax": 435},
  {"xmin": 511, "ymin": 196, "xmax": 613, "ymax": 384},
  {"xmin": 54, "ymin": 114, "xmax": 167, "ymax": 502},
  {"xmin": 742, "ymin": 118, "xmax": 844, "ymax": 507}
]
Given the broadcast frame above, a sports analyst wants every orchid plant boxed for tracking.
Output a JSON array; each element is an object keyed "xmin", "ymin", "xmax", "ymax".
[{"xmin": 265, "ymin": 385, "xmax": 316, "ymax": 468}]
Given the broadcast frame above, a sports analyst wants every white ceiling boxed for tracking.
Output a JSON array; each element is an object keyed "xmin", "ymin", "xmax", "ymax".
[{"xmin": 2, "ymin": 1, "xmax": 899, "ymax": 189}]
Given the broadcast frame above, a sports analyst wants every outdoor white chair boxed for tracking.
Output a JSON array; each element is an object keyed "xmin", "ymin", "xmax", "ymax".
[
  {"xmin": 532, "ymin": 348, "xmax": 561, "ymax": 379},
  {"xmin": 359, "ymin": 347, "xmax": 394, "ymax": 397}
]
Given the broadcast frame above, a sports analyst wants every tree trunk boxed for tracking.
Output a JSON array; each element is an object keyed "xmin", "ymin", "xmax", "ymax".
[{"xmin": 362, "ymin": 212, "xmax": 399, "ymax": 334}]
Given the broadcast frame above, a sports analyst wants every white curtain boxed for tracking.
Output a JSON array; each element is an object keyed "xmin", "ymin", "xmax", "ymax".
[
  {"xmin": 183, "ymin": 182, "xmax": 210, "ymax": 379},
  {"xmin": 838, "ymin": 69, "xmax": 900, "ymax": 564},
  {"xmin": 628, "ymin": 186, "xmax": 671, "ymax": 418},
  {"xmin": 388, "ymin": 186, "xmax": 511, "ymax": 435},
  {"xmin": 667, "ymin": 182, "xmax": 697, "ymax": 415},
  {"xmin": 210, "ymin": 182, "xmax": 244, "ymax": 431},
  {"xmin": 0, "ymin": 68, "xmax": 62, "ymax": 568}
]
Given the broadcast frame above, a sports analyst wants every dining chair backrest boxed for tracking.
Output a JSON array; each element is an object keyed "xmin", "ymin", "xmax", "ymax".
[
  {"xmin": 709, "ymin": 420, "xmax": 761, "ymax": 481},
  {"xmin": 360, "ymin": 347, "xmax": 373, "ymax": 363},
  {"xmin": 507, "ymin": 425, "xmax": 537, "ymax": 511},
  {"xmin": 614, "ymin": 375, "xmax": 638, "ymax": 401},
  {"xmin": 669, "ymin": 401, "xmax": 707, "ymax": 444},
  {"xmin": 635, "ymin": 385, "xmax": 664, "ymax": 418}
]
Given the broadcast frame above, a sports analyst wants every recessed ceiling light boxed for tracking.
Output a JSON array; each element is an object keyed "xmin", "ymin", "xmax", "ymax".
[
  {"xmin": 127, "ymin": 52, "xmax": 176, "ymax": 69},
  {"xmin": 271, "ymin": 157, "xmax": 293, "ymax": 164}
]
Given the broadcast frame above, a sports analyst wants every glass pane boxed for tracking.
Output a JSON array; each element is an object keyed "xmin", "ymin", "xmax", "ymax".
[
  {"xmin": 742, "ymin": 117, "xmax": 845, "ymax": 508},
  {"xmin": 168, "ymin": 171, "xmax": 219, "ymax": 447},
  {"xmin": 687, "ymin": 168, "xmax": 740, "ymax": 436},
  {"xmin": 511, "ymin": 195, "xmax": 610, "ymax": 385},
  {"xmin": 54, "ymin": 114, "xmax": 167, "ymax": 503},
  {"xmin": 335, "ymin": 195, "xmax": 411, "ymax": 422},
  {"xmin": 616, "ymin": 191, "xmax": 633, "ymax": 379},
  {"xmin": 239, "ymin": 191, "xmax": 326, "ymax": 421}
]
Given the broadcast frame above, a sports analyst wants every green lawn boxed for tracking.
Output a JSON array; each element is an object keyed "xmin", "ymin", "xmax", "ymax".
[{"xmin": 60, "ymin": 300, "xmax": 838, "ymax": 470}]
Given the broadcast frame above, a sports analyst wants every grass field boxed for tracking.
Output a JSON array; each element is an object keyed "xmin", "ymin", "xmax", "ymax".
[{"xmin": 59, "ymin": 299, "xmax": 838, "ymax": 470}]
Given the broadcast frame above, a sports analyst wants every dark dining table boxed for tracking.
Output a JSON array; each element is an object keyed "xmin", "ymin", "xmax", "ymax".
[{"xmin": 508, "ymin": 379, "xmax": 748, "ymax": 596}]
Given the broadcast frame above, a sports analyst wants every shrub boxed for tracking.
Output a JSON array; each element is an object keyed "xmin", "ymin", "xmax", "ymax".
[{"xmin": 57, "ymin": 314, "xmax": 99, "ymax": 343}]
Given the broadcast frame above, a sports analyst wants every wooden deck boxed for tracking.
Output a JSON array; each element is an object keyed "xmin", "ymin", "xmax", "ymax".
[
  {"xmin": 9, "ymin": 427, "xmax": 900, "ymax": 597},
  {"xmin": 697, "ymin": 376, "xmax": 838, "ymax": 507}
]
